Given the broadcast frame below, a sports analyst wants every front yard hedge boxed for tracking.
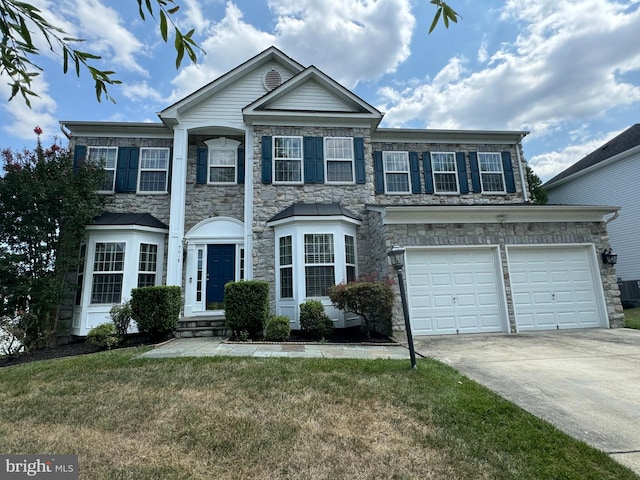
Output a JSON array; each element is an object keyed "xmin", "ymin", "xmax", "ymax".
[
  {"xmin": 224, "ymin": 280, "xmax": 269, "ymax": 340},
  {"xmin": 131, "ymin": 286, "xmax": 181, "ymax": 341}
]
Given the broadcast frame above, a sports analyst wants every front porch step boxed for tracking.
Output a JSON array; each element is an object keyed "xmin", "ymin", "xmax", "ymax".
[{"xmin": 175, "ymin": 316, "xmax": 229, "ymax": 338}]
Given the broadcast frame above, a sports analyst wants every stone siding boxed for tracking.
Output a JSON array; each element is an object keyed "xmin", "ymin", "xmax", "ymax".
[
  {"xmin": 370, "ymin": 141, "xmax": 526, "ymax": 205},
  {"xmin": 367, "ymin": 215, "xmax": 624, "ymax": 339}
]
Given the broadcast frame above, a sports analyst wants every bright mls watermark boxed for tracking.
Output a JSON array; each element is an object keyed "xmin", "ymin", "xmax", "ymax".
[{"xmin": 1, "ymin": 455, "xmax": 78, "ymax": 479}]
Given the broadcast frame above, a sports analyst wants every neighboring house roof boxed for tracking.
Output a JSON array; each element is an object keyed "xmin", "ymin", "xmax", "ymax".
[
  {"xmin": 89, "ymin": 212, "xmax": 169, "ymax": 230},
  {"xmin": 268, "ymin": 203, "xmax": 361, "ymax": 223},
  {"xmin": 545, "ymin": 123, "xmax": 640, "ymax": 188}
]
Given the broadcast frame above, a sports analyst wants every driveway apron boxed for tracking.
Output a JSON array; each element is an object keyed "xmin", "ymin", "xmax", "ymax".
[{"xmin": 413, "ymin": 328, "xmax": 640, "ymax": 475}]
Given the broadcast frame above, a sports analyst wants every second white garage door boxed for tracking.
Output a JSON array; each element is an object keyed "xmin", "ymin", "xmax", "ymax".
[
  {"xmin": 406, "ymin": 248, "xmax": 505, "ymax": 335},
  {"xmin": 508, "ymin": 246, "xmax": 604, "ymax": 331}
]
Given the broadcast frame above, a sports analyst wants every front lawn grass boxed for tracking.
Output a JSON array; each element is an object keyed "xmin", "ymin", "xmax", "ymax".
[
  {"xmin": 0, "ymin": 348, "xmax": 636, "ymax": 479},
  {"xmin": 624, "ymin": 307, "xmax": 640, "ymax": 330}
]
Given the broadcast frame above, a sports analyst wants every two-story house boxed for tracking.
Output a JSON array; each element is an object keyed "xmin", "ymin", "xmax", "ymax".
[{"xmin": 61, "ymin": 46, "xmax": 622, "ymax": 340}]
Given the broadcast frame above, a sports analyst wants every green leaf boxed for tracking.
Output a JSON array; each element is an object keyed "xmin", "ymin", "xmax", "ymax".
[
  {"xmin": 159, "ymin": 10, "xmax": 168, "ymax": 42},
  {"xmin": 429, "ymin": 7, "xmax": 442, "ymax": 34}
]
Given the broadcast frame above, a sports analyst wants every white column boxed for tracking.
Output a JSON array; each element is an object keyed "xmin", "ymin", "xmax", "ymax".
[
  {"xmin": 243, "ymin": 127, "xmax": 254, "ymax": 279},
  {"xmin": 167, "ymin": 127, "xmax": 188, "ymax": 286}
]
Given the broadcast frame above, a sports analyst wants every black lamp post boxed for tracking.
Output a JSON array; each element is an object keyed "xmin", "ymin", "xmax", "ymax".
[{"xmin": 387, "ymin": 245, "xmax": 417, "ymax": 369}]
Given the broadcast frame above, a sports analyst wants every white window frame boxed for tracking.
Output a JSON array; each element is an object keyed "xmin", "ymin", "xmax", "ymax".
[
  {"xmin": 137, "ymin": 243, "xmax": 158, "ymax": 287},
  {"xmin": 324, "ymin": 137, "xmax": 355, "ymax": 184},
  {"xmin": 382, "ymin": 151, "xmax": 410, "ymax": 194},
  {"xmin": 138, "ymin": 147, "xmax": 169, "ymax": 193},
  {"xmin": 478, "ymin": 152, "xmax": 506, "ymax": 194},
  {"xmin": 87, "ymin": 146, "xmax": 117, "ymax": 192},
  {"xmin": 205, "ymin": 137, "xmax": 239, "ymax": 185},
  {"xmin": 345, "ymin": 234, "xmax": 357, "ymax": 283},
  {"xmin": 304, "ymin": 233, "xmax": 336, "ymax": 297},
  {"xmin": 431, "ymin": 152, "xmax": 459, "ymax": 194},
  {"xmin": 279, "ymin": 236, "xmax": 294, "ymax": 299},
  {"xmin": 91, "ymin": 242, "xmax": 125, "ymax": 304},
  {"xmin": 273, "ymin": 136, "xmax": 303, "ymax": 184}
]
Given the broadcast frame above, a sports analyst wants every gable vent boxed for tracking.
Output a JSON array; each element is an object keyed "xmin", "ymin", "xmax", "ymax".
[{"xmin": 264, "ymin": 69, "xmax": 283, "ymax": 91}]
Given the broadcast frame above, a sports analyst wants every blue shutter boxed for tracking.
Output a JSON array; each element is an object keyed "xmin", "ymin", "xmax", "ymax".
[
  {"xmin": 469, "ymin": 152, "xmax": 481, "ymax": 193},
  {"xmin": 422, "ymin": 152, "xmax": 434, "ymax": 194},
  {"xmin": 115, "ymin": 147, "xmax": 139, "ymax": 192},
  {"xmin": 409, "ymin": 152, "xmax": 421, "ymax": 193},
  {"xmin": 196, "ymin": 148, "xmax": 207, "ymax": 184},
  {"xmin": 237, "ymin": 146, "xmax": 245, "ymax": 184},
  {"xmin": 303, "ymin": 137, "xmax": 324, "ymax": 184},
  {"xmin": 354, "ymin": 137, "xmax": 366, "ymax": 184},
  {"xmin": 73, "ymin": 145, "xmax": 86, "ymax": 174},
  {"xmin": 373, "ymin": 151, "xmax": 384, "ymax": 193},
  {"xmin": 456, "ymin": 152, "xmax": 469, "ymax": 194},
  {"xmin": 261, "ymin": 136, "xmax": 272, "ymax": 184},
  {"xmin": 502, "ymin": 151, "xmax": 516, "ymax": 193}
]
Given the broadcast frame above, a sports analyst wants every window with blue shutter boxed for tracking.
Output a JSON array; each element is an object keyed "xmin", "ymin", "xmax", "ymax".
[
  {"xmin": 502, "ymin": 151, "xmax": 516, "ymax": 193},
  {"xmin": 196, "ymin": 148, "xmax": 207, "ymax": 184},
  {"xmin": 409, "ymin": 152, "xmax": 421, "ymax": 193},
  {"xmin": 373, "ymin": 151, "xmax": 384, "ymax": 193},
  {"xmin": 354, "ymin": 137, "xmax": 365, "ymax": 184},
  {"xmin": 456, "ymin": 152, "xmax": 469, "ymax": 194},
  {"xmin": 115, "ymin": 147, "xmax": 139, "ymax": 193},
  {"xmin": 422, "ymin": 152, "xmax": 434, "ymax": 194},
  {"xmin": 237, "ymin": 146, "xmax": 245, "ymax": 184},
  {"xmin": 303, "ymin": 137, "xmax": 324, "ymax": 184},
  {"xmin": 469, "ymin": 152, "xmax": 482, "ymax": 193},
  {"xmin": 73, "ymin": 145, "xmax": 87, "ymax": 174}
]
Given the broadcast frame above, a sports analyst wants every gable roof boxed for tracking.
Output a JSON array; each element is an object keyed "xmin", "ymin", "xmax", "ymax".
[
  {"xmin": 545, "ymin": 124, "xmax": 640, "ymax": 187},
  {"xmin": 158, "ymin": 46, "xmax": 305, "ymax": 126},
  {"xmin": 243, "ymin": 65, "xmax": 382, "ymax": 128}
]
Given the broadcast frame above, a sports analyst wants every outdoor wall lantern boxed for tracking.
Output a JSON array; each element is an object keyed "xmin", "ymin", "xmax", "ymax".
[
  {"xmin": 387, "ymin": 245, "xmax": 417, "ymax": 369},
  {"xmin": 602, "ymin": 249, "xmax": 618, "ymax": 266}
]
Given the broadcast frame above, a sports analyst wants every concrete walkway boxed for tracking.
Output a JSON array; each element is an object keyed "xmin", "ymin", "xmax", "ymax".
[{"xmin": 138, "ymin": 337, "xmax": 411, "ymax": 360}]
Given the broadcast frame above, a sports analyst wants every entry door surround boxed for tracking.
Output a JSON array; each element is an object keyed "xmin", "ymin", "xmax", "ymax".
[{"xmin": 183, "ymin": 217, "xmax": 244, "ymax": 316}]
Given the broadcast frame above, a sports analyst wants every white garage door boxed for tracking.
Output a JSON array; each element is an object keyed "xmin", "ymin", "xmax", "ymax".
[
  {"xmin": 508, "ymin": 246, "xmax": 604, "ymax": 331},
  {"xmin": 406, "ymin": 248, "xmax": 505, "ymax": 335}
]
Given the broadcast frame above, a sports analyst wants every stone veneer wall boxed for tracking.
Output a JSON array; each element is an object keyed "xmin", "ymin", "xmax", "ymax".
[
  {"xmin": 364, "ymin": 210, "xmax": 624, "ymax": 339},
  {"xmin": 250, "ymin": 126, "xmax": 375, "ymax": 311},
  {"xmin": 369, "ymin": 141, "xmax": 527, "ymax": 205},
  {"xmin": 183, "ymin": 135, "xmax": 245, "ymax": 232}
]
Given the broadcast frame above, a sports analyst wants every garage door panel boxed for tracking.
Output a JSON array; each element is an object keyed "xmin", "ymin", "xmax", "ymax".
[
  {"xmin": 509, "ymin": 246, "xmax": 604, "ymax": 331},
  {"xmin": 407, "ymin": 249, "xmax": 504, "ymax": 336}
]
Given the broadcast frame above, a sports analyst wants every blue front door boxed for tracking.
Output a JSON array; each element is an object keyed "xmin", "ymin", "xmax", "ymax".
[{"xmin": 206, "ymin": 244, "xmax": 236, "ymax": 310}]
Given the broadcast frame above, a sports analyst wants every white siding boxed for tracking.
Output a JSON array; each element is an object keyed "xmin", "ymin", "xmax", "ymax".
[
  {"xmin": 546, "ymin": 151, "xmax": 640, "ymax": 281},
  {"xmin": 181, "ymin": 62, "xmax": 297, "ymax": 126},
  {"xmin": 268, "ymin": 80, "xmax": 354, "ymax": 112}
]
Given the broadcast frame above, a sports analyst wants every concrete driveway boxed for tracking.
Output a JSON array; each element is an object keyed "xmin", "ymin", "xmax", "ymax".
[{"xmin": 413, "ymin": 328, "xmax": 640, "ymax": 475}]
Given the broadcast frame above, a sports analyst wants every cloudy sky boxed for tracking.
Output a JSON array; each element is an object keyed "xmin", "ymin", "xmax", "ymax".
[{"xmin": 0, "ymin": 0, "xmax": 638, "ymax": 182}]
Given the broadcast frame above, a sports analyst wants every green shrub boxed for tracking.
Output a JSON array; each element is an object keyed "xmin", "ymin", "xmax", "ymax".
[
  {"xmin": 130, "ymin": 286, "xmax": 181, "ymax": 341},
  {"xmin": 329, "ymin": 280, "xmax": 394, "ymax": 338},
  {"xmin": 224, "ymin": 281, "xmax": 269, "ymax": 340},
  {"xmin": 86, "ymin": 323, "xmax": 119, "ymax": 350},
  {"xmin": 264, "ymin": 315, "xmax": 291, "ymax": 342},
  {"xmin": 299, "ymin": 300, "xmax": 333, "ymax": 340},
  {"xmin": 110, "ymin": 300, "xmax": 132, "ymax": 337}
]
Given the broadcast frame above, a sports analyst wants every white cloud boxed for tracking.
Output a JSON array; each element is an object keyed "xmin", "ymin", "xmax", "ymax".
[
  {"xmin": 122, "ymin": 82, "xmax": 165, "ymax": 103},
  {"xmin": 0, "ymin": 74, "xmax": 59, "ymax": 149},
  {"xmin": 168, "ymin": 0, "xmax": 415, "ymax": 100},
  {"xmin": 378, "ymin": 0, "xmax": 640, "ymax": 137},
  {"xmin": 529, "ymin": 128, "xmax": 626, "ymax": 182}
]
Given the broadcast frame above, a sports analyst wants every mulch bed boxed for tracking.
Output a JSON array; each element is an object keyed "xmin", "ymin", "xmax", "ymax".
[{"xmin": 1, "ymin": 327, "xmax": 394, "ymax": 368}]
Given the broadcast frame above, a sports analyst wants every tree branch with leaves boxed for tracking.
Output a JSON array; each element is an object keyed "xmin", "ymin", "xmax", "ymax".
[{"xmin": 0, "ymin": 0, "xmax": 202, "ymax": 106}]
